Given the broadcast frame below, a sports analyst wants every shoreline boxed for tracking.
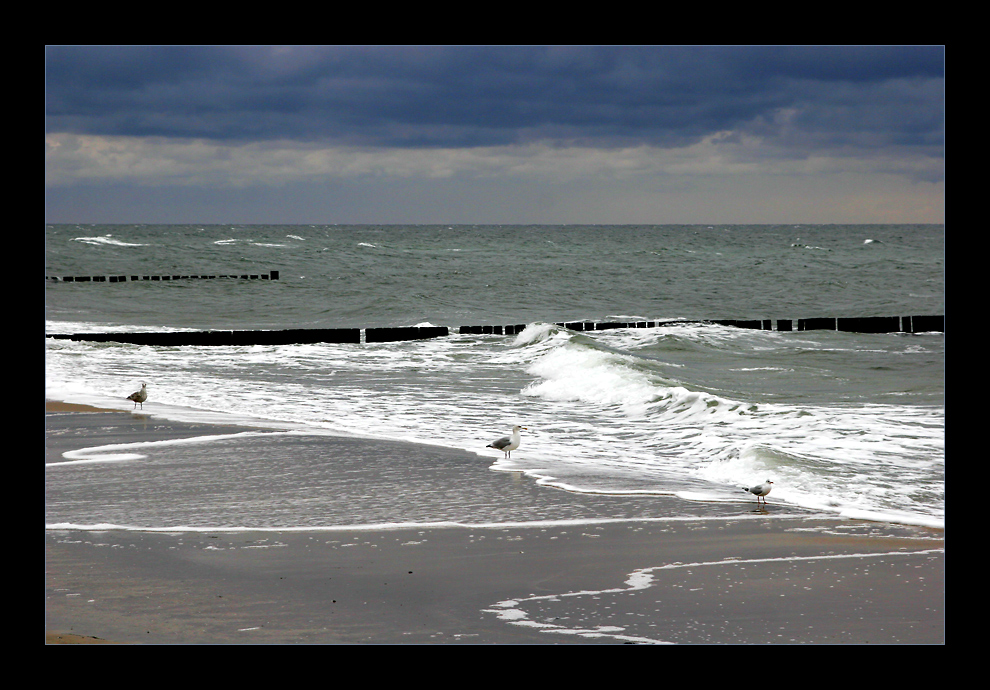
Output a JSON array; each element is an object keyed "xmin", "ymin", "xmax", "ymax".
[{"xmin": 46, "ymin": 402, "xmax": 944, "ymax": 644}]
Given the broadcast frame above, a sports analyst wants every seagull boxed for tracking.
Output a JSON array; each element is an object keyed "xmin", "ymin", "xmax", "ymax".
[
  {"xmin": 487, "ymin": 425, "xmax": 527, "ymax": 459},
  {"xmin": 127, "ymin": 382, "xmax": 148, "ymax": 409},
  {"xmin": 742, "ymin": 479, "xmax": 773, "ymax": 504}
]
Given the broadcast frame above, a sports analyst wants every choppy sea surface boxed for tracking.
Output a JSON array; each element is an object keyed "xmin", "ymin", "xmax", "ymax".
[{"xmin": 45, "ymin": 224, "xmax": 944, "ymax": 530}]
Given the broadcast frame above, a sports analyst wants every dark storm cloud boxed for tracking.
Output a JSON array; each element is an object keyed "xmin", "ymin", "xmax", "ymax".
[{"xmin": 45, "ymin": 45, "xmax": 944, "ymax": 152}]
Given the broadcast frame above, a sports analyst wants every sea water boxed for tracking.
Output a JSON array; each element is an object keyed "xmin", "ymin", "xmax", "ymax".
[{"xmin": 45, "ymin": 224, "xmax": 944, "ymax": 530}]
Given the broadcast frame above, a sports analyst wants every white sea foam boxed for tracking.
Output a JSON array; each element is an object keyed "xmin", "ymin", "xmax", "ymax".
[
  {"xmin": 44, "ymin": 513, "xmax": 813, "ymax": 534},
  {"xmin": 481, "ymin": 546, "xmax": 942, "ymax": 643},
  {"xmin": 48, "ymin": 431, "xmax": 280, "ymax": 467},
  {"xmin": 72, "ymin": 234, "xmax": 148, "ymax": 247},
  {"xmin": 46, "ymin": 317, "xmax": 943, "ymax": 530}
]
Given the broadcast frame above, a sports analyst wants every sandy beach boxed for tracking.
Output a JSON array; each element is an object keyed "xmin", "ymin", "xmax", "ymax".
[{"xmin": 46, "ymin": 402, "xmax": 944, "ymax": 644}]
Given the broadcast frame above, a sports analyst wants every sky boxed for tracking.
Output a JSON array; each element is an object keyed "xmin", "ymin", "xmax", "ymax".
[{"xmin": 45, "ymin": 45, "xmax": 945, "ymax": 225}]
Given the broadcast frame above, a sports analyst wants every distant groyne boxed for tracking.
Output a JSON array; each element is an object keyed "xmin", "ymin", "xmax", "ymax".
[
  {"xmin": 46, "ymin": 270, "xmax": 279, "ymax": 282},
  {"xmin": 45, "ymin": 315, "xmax": 943, "ymax": 346}
]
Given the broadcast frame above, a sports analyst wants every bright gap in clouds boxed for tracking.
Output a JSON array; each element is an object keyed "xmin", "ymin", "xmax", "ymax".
[{"xmin": 44, "ymin": 132, "xmax": 943, "ymax": 225}]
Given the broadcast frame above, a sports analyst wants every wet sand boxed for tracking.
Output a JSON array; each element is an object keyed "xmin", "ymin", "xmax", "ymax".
[{"xmin": 45, "ymin": 402, "xmax": 944, "ymax": 644}]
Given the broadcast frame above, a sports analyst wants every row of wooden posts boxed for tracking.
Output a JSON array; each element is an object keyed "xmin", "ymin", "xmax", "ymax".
[
  {"xmin": 46, "ymin": 315, "xmax": 942, "ymax": 346},
  {"xmin": 47, "ymin": 271, "xmax": 280, "ymax": 282}
]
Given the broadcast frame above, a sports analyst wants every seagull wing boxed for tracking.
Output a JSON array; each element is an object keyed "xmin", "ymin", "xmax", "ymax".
[{"xmin": 488, "ymin": 435, "xmax": 510, "ymax": 449}]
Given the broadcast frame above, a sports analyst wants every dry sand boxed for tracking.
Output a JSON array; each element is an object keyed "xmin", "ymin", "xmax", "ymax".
[{"xmin": 46, "ymin": 402, "xmax": 944, "ymax": 644}]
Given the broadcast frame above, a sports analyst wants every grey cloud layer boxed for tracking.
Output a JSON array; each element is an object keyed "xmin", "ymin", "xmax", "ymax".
[{"xmin": 45, "ymin": 45, "xmax": 944, "ymax": 155}]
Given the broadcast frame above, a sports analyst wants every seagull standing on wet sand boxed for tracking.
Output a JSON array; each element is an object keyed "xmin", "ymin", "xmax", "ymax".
[
  {"xmin": 743, "ymin": 479, "xmax": 773, "ymax": 504},
  {"xmin": 488, "ymin": 425, "xmax": 526, "ymax": 459},
  {"xmin": 127, "ymin": 382, "xmax": 148, "ymax": 409}
]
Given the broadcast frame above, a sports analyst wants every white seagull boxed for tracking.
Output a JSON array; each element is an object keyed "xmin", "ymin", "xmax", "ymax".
[
  {"xmin": 742, "ymin": 479, "xmax": 773, "ymax": 504},
  {"xmin": 127, "ymin": 382, "xmax": 148, "ymax": 409},
  {"xmin": 487, "ymin": 425, "xmax": 527, "ymax": 459}
]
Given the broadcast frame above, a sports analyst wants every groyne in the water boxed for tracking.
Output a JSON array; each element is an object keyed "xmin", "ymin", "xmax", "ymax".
[
  {"xmin": 46, "ymin": 271, "xmax": 279, "ymax": 282},
  {"xmin": 46, "ymin": 315, "xmax": 943, "ymax": 346}
]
